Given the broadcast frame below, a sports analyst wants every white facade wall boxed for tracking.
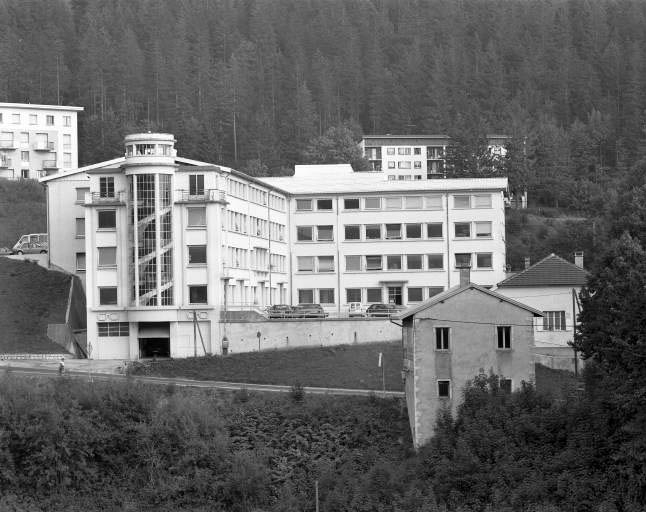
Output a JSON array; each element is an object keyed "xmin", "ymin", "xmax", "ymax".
[{"xmin": 0, "ymin": 103, "xmax": 82, "ymax": 180}]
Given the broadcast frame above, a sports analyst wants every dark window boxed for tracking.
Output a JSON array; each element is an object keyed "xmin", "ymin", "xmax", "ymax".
[
  {"xmin": 365, "ymin": 224, "xmax": 381, "ymax": 239},
  {"xmin": 408, "ymin": 287, "xmax": 423, "ymax": 302},
  {"xmin": 407, "ymin": 254, "xmax": 423, "ymax": 270},
  {"xmin": 346, "ymin": 288, "xmax": 361, "ymax": 302},
  {"xmin": 297, "ymin": 226, "xmax": 313, "ymax": 241},
  {"xmin": 386, "ymin": 255, "xmax": 402, "ymax": 270},
  {"xmin": 365, "ymin": 255, "xmax": 382, "ymax": 270},
  {"xmin": 436, "ymin": 327, "xmax": 450, "ymax": 350},
  {"xmin": 344, "ymin": 198, "xmax": 360, "ymax": 209},
  {"xmin": 428, "ymin": 254, "xmax": 443, "ymax": 269},
  {"xmin": 188, "ymin": 245, "xmax": 207, "ymax": 264},
  {"xmin": 296, "ymin": 199, "xmax": 312, "ymax": 211},
  {"xmin": 427, "ymin": 223, "xmax": 443, "ymax": 238},
  {"xmin": 189, "ymin": 285, "xmax": 208, "ymax": 304},
  {"xmin": 367, "ymin": 288, "xmax": 382, "ymax": 302},
  {"xmin": 406, "ymin": 224, "xmax": 422, "ymax": 239},
  {"xmin": 497, "ymin": 326, "xmax": 511, "ymax": 349},
  {"xmin": 455, "ymin": 222, "xmax": 471, "ymax": 238},
  {"xmin": 99, "ymin": 287, "xmax": 118, "ymax": 305},
  {"xmin": 319, "ymin": 289, "xmax": 334, "ymax": 304},
  {"xmin": 428, "ymin": 287, "xmax": 443, "ymax": 297},
  {"xmin": 543, "ymin": 311, "xmax": 566, "ymax": 331},
  {"xmin": 455, "ymin": 253, "xmax": 471, "ymax": 267},
  {"xmin": 477, "ymin": 253, "xmax": 493, "ymax": 268},
  {"xmin": 317, "ymin": 199, "xmax": 333, "ymax": 210},
  {"xmin": 298, "ymin": 289, "xmax": 314, "ymax": 303},
  {"xmin": 386, "ymin": 224, "xmax": 401, "ymax": 239},
  {"xmin": 345, "ymin": 225, "xmax": 361, "ymax": 240},
  {"xmin": 317, "ymin": 225, "xmax": 333, "ymax": 241},
  {"xmin": 98, "ymin": 210, "xmax": 116, "ymax": 229},
  {"xmin": 500, "ymin": 379, "xmax": 512, "ymax": 393},
  {"xmin": 438, "ymin": 380, "xmax": 450, "ymax": 398},
  {"xmin": 189, "ymin": 174, "xmax": 204, "ymax": 195},
  {"xmin": 99, "ymin": 177, "xmax": 114, "ymax": 198}
]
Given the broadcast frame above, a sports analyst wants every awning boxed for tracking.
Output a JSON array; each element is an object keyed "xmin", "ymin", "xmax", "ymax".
[{"xmin": 138, "ymin": 324, "xmax": 170, "ymax": 338}]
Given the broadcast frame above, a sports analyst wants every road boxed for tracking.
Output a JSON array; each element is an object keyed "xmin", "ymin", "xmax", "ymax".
[{"xmin": 0, "ymin": 360, "xmax": 405, "ymax": 398}]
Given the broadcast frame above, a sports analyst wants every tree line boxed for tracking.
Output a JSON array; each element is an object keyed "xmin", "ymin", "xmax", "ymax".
[{"xmin": 1, "ymin": 0, "xmax": 646, "ymax": 210}]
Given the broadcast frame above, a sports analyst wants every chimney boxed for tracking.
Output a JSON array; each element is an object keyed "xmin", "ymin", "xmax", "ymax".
[
  {"xmin": 524, "ymin": 257, "xmax": 531, "ymax": 270},
  {"xmin": 457, "ymin": 265, "xmax": 471, "ymax": 287},
  {"xmin": 574, "ymin": 251, "xmax": 584, "ymax": 268}
]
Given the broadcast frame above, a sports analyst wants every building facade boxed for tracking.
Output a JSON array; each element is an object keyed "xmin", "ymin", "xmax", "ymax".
[
  {"xmin": 0, "ymin": 102, "xmax": 83, "ymax": 180},
  {"xmin": 398, "ymin": 274, "xmax": 543, "ymax": 448}
]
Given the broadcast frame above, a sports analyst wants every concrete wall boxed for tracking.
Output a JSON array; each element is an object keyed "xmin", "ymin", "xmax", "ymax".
[
  {"xmin": 408, "ymin": 288, "xmax": 536, "ymax": 448},
  {"xmin": 218, "ymin": 318, "xmax": 401, "ymax": 355}
]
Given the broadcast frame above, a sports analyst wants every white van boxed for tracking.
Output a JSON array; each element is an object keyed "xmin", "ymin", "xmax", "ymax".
[{"xmin": 12, "ymin": 233, "xmax": 48, "ymax": 255}]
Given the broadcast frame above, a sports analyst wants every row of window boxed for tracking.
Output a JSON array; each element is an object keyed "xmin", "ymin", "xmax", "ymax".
[
  {"xmin": 297, "ymin": 221, "xmax": 493, "ymax": 242},
  {"xmin": 225, "ymin": 211, "xmax": 286, "ymax": 240},
  {"xmin": 0, "ymin": 113, "xmax": 71, "ymax": 126},
  {"xmin": 297, "ymin": 252, "xmax": 494, "ymax": 273},
  {"xmin": 433, "ymin": 378, "xmax": 512, "ymax": 398},
  {"xmin": 96, "ymin": 283, "xmax": 210, "ymax": 308},
  {"xmin": 435, "ymin": 326, "xmax": 512, "ymax": 351},
  {"xmin": 295, "ymin": 194, "xmax": 492, "ymax": 212},
  {"xmin": 364, "ymin": 146, "xmax": 444, "ymax": 160},
  {"xmin": 345, "ymin": 286, "xmax": 444, "ymax": 304}
]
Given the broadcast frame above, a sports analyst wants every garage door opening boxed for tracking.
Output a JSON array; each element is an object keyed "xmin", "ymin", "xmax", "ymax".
[{"xmin": 138, "ymin": 322, "xmax": 170, "ymax": 358}]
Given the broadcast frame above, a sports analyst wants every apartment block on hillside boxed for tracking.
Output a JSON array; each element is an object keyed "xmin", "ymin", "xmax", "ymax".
[{"xmin": 0, "ymin": 103, "xmax": 83, "ymax": 180}]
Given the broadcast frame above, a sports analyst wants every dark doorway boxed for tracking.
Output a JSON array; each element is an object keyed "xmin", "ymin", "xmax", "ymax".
[
  {"xmin": 138, "ymin": 322, "xmax": 170, "ymax": 358},
  {"xmin": 387, "ymin": 286, "xmax": 403, "ymax": 305}
]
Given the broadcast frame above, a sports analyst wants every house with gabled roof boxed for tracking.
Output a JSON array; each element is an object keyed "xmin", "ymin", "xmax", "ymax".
[
  {"xmin": 397, "ymin": 267, "xmax": 543, "ymax": 448},
  {"xmin": 495, "ymin": 253, "xmax": 588, "ymax": 349}
]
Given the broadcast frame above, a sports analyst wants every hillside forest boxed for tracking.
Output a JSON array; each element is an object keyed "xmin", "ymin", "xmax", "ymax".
[{"xmin": 1, "ymin": 0, "xmax": 646, "ymax": 215}]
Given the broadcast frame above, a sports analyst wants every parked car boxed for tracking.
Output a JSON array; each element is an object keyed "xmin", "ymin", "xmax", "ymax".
[
  {"xmin": 11, "ymin": 233, "xmax": 48, "ymax": 255},
  {"xmin": 266, "ymin": 304, "xmax": 294, "ymax": 319},
  {"xmin": 292, "ymin": 303, "xmax": 328, "ymax": 318},
  {"xmin": 348, "ymin": 302, "xmax": 365, "ymax": 317},
  {"xmin": 366, "ymin": 303, "xmax": 404, "ymax": 317}
]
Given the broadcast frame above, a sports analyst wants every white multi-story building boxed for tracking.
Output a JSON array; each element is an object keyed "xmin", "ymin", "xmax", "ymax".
[
  {"xmin": 0, "ymin": 102, "xmax": 83, "ymax": 179},
  {"xmin": 43, "ymin": 133, "xmax": 507, "ymax": 359},
  {"xmin": 359, "ymin": 134, "xmax": 509, "ymax": 179}
]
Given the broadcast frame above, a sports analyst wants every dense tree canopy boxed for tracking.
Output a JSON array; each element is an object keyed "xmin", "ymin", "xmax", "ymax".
[{"xmin": 1, "ymin": 0, "xmax": 646, "ymax": 210}]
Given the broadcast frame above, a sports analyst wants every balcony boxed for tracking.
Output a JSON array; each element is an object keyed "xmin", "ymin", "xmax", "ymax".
[
  {"xmin": 0, "ymin": 157, "xmax": 11, "ymax": 168},
  {"xmin": 175, "ymin": 189, "xmax": 227, "ymax": 203},
  {"xmin": 0, "ymin": 140, "xmax": 16, "ymax": 150},
  {"xmin": 33, "ymin": 141, "xmax": 55, "ymax": 152},
  {"xmin": 86, "ymin": 191, "xmax": 126, "ymax": 206},
  {"xmin": 42, "ymin": 160, "xmax": 58, "ymax": 170}
]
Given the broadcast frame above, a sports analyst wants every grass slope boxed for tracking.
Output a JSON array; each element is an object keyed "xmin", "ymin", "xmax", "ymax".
[
  {"xmin": 0, "ymin": 179, "xmax": 46, "ymax": 249},
  {"xmin": 0, "ymin": 258, "xmax": 70, "ymax": 353},
  {"xmin": 131, "ymin": 341, "xmax": 404, "ymax": 391}
]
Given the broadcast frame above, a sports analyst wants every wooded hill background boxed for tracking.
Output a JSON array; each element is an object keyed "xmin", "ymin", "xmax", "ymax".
[{"xmin": 1, "ymin": 0, "xmax": 646, "ymax": 210}]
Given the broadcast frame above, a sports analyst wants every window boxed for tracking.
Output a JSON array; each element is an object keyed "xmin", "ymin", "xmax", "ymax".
[
  {"xmin": 345, "ymin": 255, "xmax": 361, "ymax": 271},
  {"xmin": 98, "ymin": 247, "xmax": 117, "ymax": 267},
  {"xmin": 475, "ymin": 221, "xmax": 492, "ymax": 238},
  {"xmin": 21, "ymin": 169, "xmax": 29, "ymax": 179},
  {"xmin": 187, "ymin": 207, "xmax": 206, "ymax": 227},
  {"xmin": 473, "ymin": 194, "xmax": 492, "ymax": 208},
  {"xmin": 298, "ymin": 289, "xmax": 314, "ymax": 304},
  {"xmin": 425, "ymin": 196, "xmax": 443, "ymax": 210},
  {"xmin": 346, "ymin": 288, "xmax": 361, "ymax": 303},
  {"xmin": 398, "ymin": 147, "xmax": 411, "ymax": 155},
  {"xmin": 386, "ymin": 224, "xmax": 401, "ymax": 239},
  {"xmin": 454, "ymin": 195, "xmax": 471, "ymax": 208},
  {"xmin": 497, "ymin": 326, "xmax": 512, "ymax": 349},
  {"xmin": 436, "ymin": 327, "xmax": 450, "ymax": 350},
  {"xmin": 407, "ymin": 254, "xmax": 423, "ymax": 270},
  {"xmin": 29, "ymin": 114, "xmax": 37, "ymax": 124},
  {"xmin": 365, "ymin": 255, "xmax": 382, "ymax": 271},
  {"xmin": 12, "ymin": 113, "xmax": 20, "ymax": 124},
  {"xmin": 189, "ymin": 285, "xmax": 208, "ymax": 304},
  {"xmin": 455, "ymin": 223, "xmax": 471, "ymax": 238},
  {"xmin": 386, "ymin": 147, "xmax": 395, "ymax": 155},
  {"xmin": 20, "ymin": 151, "xmax": 29, "ymax": 162},
  {"xmin": 414, "ymin": 161, "xmax": 422, "ymax": 169},
  {"xmin": 344, "ymin": 225, "xmax": 361, "ymax": 240},
  {"xmin": 99, "ymin": 287, "xmax": 118, "ymax": 305},
  {"xmin": 97, "ymin": 322, "xmax": 129, "ymax": 337},
  {"xmin": 189, "ymin": 174, "xmax": 204, "ymax": 195},
  {"xmin": 317, "ymin": 198, "xmax": 333, "ymax": 210},
  {"xmin": 344, "ymin": 198, "xmax": 360, "ymax": 209},
  {"xmin": 63, "ymin": 115, "xmax": 71, "ymax": 127},
  {"xmin": 427, "ymin": 223, "xmax": 443, "ymax": 238},
  {"xmin": 405, "ymin": 196, "xmax": 422, "ymax": 209},
  {"xmin": 20, "ymin": 132, "xmax": 29, "ymax": 145},
  {"xmin": 99, "ymin": 177, "xmax": 115, "ymax": 198},
  {"xmin": 75, "ymin": 187, "xmax": 89, "ymax": 203},
  {"xmin": 427, "ymin": 254, "xmax": 443, "ymax": 269},
  {"xmin": 63, "ymin": 153, "xmax": 72, "ymax": 168},
  {"xmin": 543, "ymin": 311, "xmax": 566, "ymax": 331},
  {"xmin": 188, "ymin": 245, "xmax": 207, "ymax": 264},
  {"xmin": 365, "ymin": 224, "xmax": 381, "ymax": 240},
  {"xmin": 318, "ymin": 256, "xmax": 334, "ymax": 272},
  {"xmin": 500, "ymin": 379, "xmax": 512, "ymax": 393},
  {"xmin": 46, "ymin": 115, "xmax": 54, "ymax": 126},
  {"xmin": 388, "ymin": 161, "xmax": 395, "ymax": 169},
  {"xmin": 319, "ymin": 289, "xmax": 334, "ymax": 304},
  {"xmin": 476, "ymin": 253, "xmax": 493, "ymax": 269},
  {"xmin": 398, "ymin": 161, "xmax": 411, "ymax": 169},
  {"xmin": 76, "ymin": 252, "xmax": 86, "ymax": 271},
  {"xmin": 386, "ymin": 255, "xmax": 402, "ymax": 270},
  {"xmin": 317, "ymin": 225, "xmax": 333, "ymax": 241},
  {"xmin": 297, "ymin": 256, "xmax": 314, "ymax": 272},
  {"xmin": 367, "ymin": 288, "xmax": 382, "ymax": 303},
  {"xmin": 414, "ymin": 175, "xmax": 423, "ymax": 180},
  {"xmin": 97, "ymin": 210, "xmax": 116, "ymax": 229},
  {"xmin": 414, "ymin": 147, "xmax": 422, "ymax": 155},
  {"xmin": 455, "ymin": 253, "xmax": 471, "ymax": 267},
  {"xmin": 297, "ymin": 226, "xmax": 313, "ymax": 241},
  {"xmin": 63, "ymin": 134, "xmax": 71, "ymax": 150},
  {"xmin": 438, "ymin": 380, "xmax": 451, "ymax": 398},
  {"xmin": 406, "ymin": 224, "xmax": 422, "ymax": 239},
  {"xmin": 75, "ymin": 218, "xmax": 85, "ymax": 238},
  {"xmin": 429, "ymin": 287, "xmax": 444, "ymax": 297},
  {"xmin": 385, "ymin": 197, "xmax": 402, "ymax": 209},
  {"xmin": 408, "ymin": 287, "xmax": 423, "ymax": 302},
  {"xmin": 365, "ymin": 197, "xmax": 381, "ymax": 209},
  {"xmin": 296, "ymin": 199, "xmax": 312, "ymax": 211}
]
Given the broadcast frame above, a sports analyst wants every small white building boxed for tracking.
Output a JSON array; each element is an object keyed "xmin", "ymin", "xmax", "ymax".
[{"xmin": 0, "ymin": 102, "xmax": 83, "ymax": 180}]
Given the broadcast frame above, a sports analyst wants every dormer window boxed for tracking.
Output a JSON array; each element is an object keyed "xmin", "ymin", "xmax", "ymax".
[
  {"xmin": 189, "ymin": 174, "xmax": 204, "ymax": 196},
  {"xmin": 99, "ymin": 177, "xmax": 115, "ymax": 198}
]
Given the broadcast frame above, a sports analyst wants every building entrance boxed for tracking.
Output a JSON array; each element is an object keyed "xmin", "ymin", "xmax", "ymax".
[
  {"xmin": 138, "ymin": 322, "xmax": 170, "ymax": 358},
  {"xmin": 387, "ymin": 286, "xmax": 402, "ymax": 305}
]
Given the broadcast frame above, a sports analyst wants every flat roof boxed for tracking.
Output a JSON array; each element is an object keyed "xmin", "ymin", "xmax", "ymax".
[{"xmin": 0, "ymin": 102, "xmax": 84, "ymax": 112}]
